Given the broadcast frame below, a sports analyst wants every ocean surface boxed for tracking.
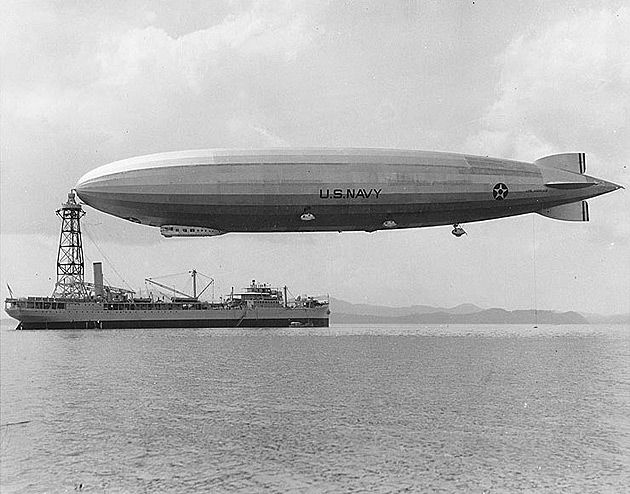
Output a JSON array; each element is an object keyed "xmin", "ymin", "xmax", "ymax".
[{"xmin": 1, "ymin": 322, "xmax": 628, "ymax": 493}]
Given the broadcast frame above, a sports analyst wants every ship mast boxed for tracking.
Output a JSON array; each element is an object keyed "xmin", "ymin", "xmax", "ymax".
[
  {"xmin": 190, "ymin": 269, "xmax": 197, "ymax": 299},
  {"xmin": 52, "ymin": 191, "xmax": 89, "ymax": 298}
]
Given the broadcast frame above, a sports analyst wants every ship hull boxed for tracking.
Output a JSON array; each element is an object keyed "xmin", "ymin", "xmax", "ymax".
[
  {"xmin": 15, "ymin": 318, "xmax": 329, "ymax": 330},
  {"xmin": 5, "ymin": 300, "xmax": 329, "ymax": 330}
]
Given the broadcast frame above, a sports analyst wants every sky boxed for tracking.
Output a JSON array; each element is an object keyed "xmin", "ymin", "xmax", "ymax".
[{"xmin": 1, "ymin": 0, "xmax": 629, "ymax": 314}]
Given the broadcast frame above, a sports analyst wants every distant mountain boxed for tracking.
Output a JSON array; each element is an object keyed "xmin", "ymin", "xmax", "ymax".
[
  {"xmin": 445, "ymin": 303, "xmax": 485, "ymax": 315},
  {"xmin": 332, "ymin": 309, "xmax": 588, "ymax": 325},
  {"xmin": 330, "ymin": 298, "xmax": 589, "ymax": 324},
  {"xmin": 329, "ymin": 298, "xmax": 484, "ymax": 318}
]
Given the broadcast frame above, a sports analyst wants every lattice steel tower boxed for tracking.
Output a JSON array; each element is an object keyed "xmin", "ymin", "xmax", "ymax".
[{"xmin": 52, "ymin": 191, "xmax": 89, "ymax": 298}]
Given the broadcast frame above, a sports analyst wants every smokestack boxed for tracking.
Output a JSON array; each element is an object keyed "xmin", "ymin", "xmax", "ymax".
[{"xmin": 93, "ymin": 262, "xmax": 103, "ymax": 297}]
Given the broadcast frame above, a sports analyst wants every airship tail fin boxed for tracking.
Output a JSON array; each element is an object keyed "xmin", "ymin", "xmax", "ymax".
[
  {"xmin": 538, "ymin": 201, "xmax": 589, "ymax": 221},
  {"xmin": 535, "ymin": 153, "xmax": 586, "ymax": 174}
]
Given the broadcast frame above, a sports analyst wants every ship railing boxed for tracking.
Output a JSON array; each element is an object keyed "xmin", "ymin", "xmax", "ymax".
[
  {"xmin": 6, "ymin": 296, "xmax": 75, "ymax": 303},
  {"xmin": 5, "ymin": 298, "xmax": 69, "ymax": 310}
]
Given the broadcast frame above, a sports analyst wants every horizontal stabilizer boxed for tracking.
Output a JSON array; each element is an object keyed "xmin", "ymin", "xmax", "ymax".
[
  {"xmin": 538, "ymin": 201, "xmax": 589, "ymax": 221},
  {"xmin": 535, "ymin": 153, "xmax": 586, "ymax": 174}
]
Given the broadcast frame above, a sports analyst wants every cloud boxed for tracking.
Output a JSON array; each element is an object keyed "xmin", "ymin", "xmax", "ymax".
[
  {"xmin": 227, "ymin": 118, "xmax": 290, "ymax": 146},
  {"xmin": 0, "ymin": 1, "xmax": 321, "ymax": 234},
  {"xmin": 465, "ymin": 6, "xmax": 630, "ymax": 171},
  {"xmin": 4, "ymin": 1, "xmax": 318, "ymax": 122},
  {"xmin": 464, "ymin": 6, "xmax": 630, "ymax": 248},
  {"xmin": 96, "ymin": 4, "xmax": 315, "ymax": 92}
]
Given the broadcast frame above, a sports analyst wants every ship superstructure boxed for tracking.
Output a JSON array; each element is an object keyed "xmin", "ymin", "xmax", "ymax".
[{"xmin": 4, "ymin": 192, "xmax": 329, "ymax": 329}]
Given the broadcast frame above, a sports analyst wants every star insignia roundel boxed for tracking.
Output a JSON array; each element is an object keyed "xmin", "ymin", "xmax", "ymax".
[{"xmin": 492, "ymin": 183, "xmax": 509, "ymax": 200}]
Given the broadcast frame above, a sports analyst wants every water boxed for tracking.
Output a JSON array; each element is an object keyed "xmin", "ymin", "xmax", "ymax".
[{"xmin": 1, "ymin": 323, "xmax": 629, "ymax": 493}]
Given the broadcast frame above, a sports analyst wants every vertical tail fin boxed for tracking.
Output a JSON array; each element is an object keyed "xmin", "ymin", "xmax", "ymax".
[
  {"xmin": 535, "ymin": 153, "xmax": 586, "ymax": 174},
  {"xmin": 538, "ymin": 201, "xmax": 589, "ymax": 221}
]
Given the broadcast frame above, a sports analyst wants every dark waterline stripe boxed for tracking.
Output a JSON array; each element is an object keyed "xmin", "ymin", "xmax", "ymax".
[{"xmin": 16, "ymin": 318, "xmax": 329, "ymax": 330}]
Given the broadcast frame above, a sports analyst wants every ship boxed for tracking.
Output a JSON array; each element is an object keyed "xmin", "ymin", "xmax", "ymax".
[{"xmin": 4, "ymin": 192, "xmax": 329, "ymax": 329}]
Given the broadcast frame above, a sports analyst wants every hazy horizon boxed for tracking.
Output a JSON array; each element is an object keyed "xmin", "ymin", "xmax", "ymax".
[{"xmin": 1, "ymin": 1, "xmax": 629, "ymax": 315}]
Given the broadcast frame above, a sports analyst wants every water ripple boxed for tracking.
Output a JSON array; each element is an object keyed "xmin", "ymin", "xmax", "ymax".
[{"xmin": 1, "ymin": 324, "xmax": 629, "ymax": 492}]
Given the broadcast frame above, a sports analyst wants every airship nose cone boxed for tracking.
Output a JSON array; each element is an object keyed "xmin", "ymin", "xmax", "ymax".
[
  {"xmin": 75, "ymin": 170, "xmax": 100, "ymax": 205},
  {"xmin": 75, "ymin": 175, "xmax": 89, "ymax": 201},
  {"xmin": 74, "ymin": 163, "xmax": 133, "ymax": 221},
  {"xmin": 75, "ymin": 173, "xmax": 90, "ymax": 198},
  {"xmin": 75, "ymin": 160, "xmax": 125, "ymax": 205}
]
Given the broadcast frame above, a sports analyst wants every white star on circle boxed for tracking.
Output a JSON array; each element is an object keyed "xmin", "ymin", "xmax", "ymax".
[{"xmin": 493, "ymin": 183, "xmax": 508, "ymax": 200}]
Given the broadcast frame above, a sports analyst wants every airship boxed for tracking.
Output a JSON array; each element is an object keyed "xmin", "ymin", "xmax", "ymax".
[{"xmin": 75, "ymin": 148, "xmax": 622, "ymax": 237}]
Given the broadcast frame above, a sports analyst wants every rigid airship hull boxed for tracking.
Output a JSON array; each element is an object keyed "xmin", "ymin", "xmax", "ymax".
[{"xmin": 75, "ymin": 149, "xmax": 620, "ymax": 233}]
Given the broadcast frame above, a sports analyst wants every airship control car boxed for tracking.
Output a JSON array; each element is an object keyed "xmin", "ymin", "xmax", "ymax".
[{"xmin": 75, "ymin": 148, "xmax": 622, "ymax": 237}]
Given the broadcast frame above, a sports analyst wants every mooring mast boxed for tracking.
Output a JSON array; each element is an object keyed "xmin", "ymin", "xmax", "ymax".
[{"xmin": 52, "ymin": 191, "xmax": 89, "ymax": 298}]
